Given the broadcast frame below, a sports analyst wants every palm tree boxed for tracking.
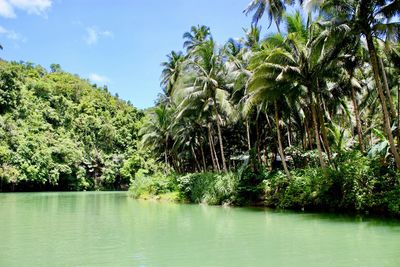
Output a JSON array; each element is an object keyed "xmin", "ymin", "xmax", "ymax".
[
  {"xmin": 386, "ymin": 42, "xmax": 400, "ymax": 146},
  {"xmin": 249, "ymin": 12, "xmax": 352, "ymax": 168},
  {"xmin": 340, "ymin": 53, "xmax": 366, "ymax": 152},
  {"xmin": 161, "ymin": 51, "xmax": 185, "ymax": 96},
  {"xmin": 183, "ymin": 25, "xmax": 211, "ymax": 52},
  {"xmin": 246, "ymin": 56, "xmax": 294, "ymax": 176},
  {"xmin": 244, "ymin": 0, "xmax": 286, "ymax": 32},
  {"xmin": 243, "ymin": 25, "xmax": 262, "ymax": 50},
  {"xmin": 320, "ymin": 0, "xmax": 400, "ymax": 168},
  {"xmin": 171, "ymin": 113, "xmax": 209, "ymax": 172},
  {"xmin": 141, "ymin": 104, "xmax": 174, "ymax": 166},
  {"xmin": 225, "ymin": 37, "xmax": 252, "ymax": 153},
  {"xmin": 176, "ymin": 39, "xmax": 235, "ymax": 172}
]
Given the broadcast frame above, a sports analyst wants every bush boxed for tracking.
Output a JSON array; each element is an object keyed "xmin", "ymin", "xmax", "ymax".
[
  {"xmin": 129, "ymin": 151, "xmax": 400, "ymax": 217},
  {"xmin": 128, "ymin": 169, "xmax": 177, "ymax": 199},
  {"xmin": 262, "ymin": 151, "xmax": 400, "ymax": 216},
  {"xmin": 177, "ymin": 172, "xmax": 238, "ymax": 205},
  {"xmin": 235, "ymin": 163, "xmax": 266, "ymax": 205}
]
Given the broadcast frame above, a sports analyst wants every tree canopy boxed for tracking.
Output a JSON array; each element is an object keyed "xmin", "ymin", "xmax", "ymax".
[{"xmin": 0, "ymin": 60, "xmax": 143, "ymax": 191}]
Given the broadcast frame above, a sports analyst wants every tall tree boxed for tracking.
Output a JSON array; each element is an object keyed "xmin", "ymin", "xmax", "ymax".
[
  {"xmin": 320, "ymin": 0, "xmax": 400, "ymax": 167},
  {"xmin": 160, "ymin": 51, "xmax": 185, "ymax": 96},
  {"xmin": 244, "ymin": 0, "xmax": 286, "ymax": 32},
  {"xmin": 183, "ymin": 25, "xmax": 211, "ymax": 52},
  {"xmin": 176, "ymin": 39, "xmax": 235, "ymax": 172},
  {"xmin": 141, "ymin": 104, "xmax": 174, "ymax": 166},
  {"xmin": 249, "ymin": 12, "xmax": 352, "ymax": 168}
]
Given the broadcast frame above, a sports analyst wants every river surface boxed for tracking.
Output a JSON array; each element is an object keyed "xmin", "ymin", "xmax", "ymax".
[{"xmin": 0, "ymin": 192, "xmax": 399, "ymax": 267}]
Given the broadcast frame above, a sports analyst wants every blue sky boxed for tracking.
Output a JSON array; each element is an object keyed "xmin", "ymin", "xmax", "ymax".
[{"xmin": 0, "ymin": 0, "xmax": 277, "ymax": 109}]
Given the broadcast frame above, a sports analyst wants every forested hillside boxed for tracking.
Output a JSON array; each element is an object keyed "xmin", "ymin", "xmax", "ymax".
[{"xmin": 0, "ymin": 61, "xmax": 143, "ymax": 191}]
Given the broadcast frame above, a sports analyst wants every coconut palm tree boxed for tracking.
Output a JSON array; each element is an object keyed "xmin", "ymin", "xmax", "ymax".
[
  {"xmin": 183, "ymin": 25, "xmax": 211, "ymax": 52},
  {"xmin": 244, "ymin": 0, "xmax": 286, "ymax": 32},
  {"xmin": 176, "ymin": 39, "xmax": 235, "ymax": 172},
  {"xmin": 140, "ymin": 104, "xmax": 174, "ymax": 166},
  {"xmin": 248, "ymin": 12, "xmax": 352, "ymax": 168},
  {"xmin": 319, "ymin": 0, "xmax": 400, "ymax": 168},
  {"xmin": 160, "ymin": 51, "xmax": 185, "ymax": 96},
  {"xmin": 246, "ymin": 54, "xmax": 296, "ymax": 176},
  {"xmin": 243, "ymin": 25, "xmax": 262, "ymax": 50},
  {"xmin": 171, "ymin": 113, "xmax": 208, "ymax": 172}
]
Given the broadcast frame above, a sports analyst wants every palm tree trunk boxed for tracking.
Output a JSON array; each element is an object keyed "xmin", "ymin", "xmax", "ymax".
[
  {"xmin": 274, "ymin": 101, "xmax": 291, "ymax": 178},
  {"xmin": 398, "ymin": 82, "xmax": 400, "ymax": 148},
  {"xmin": 265, "ymin": 113, "xmax": 273, "ymax": 169},
  {"xmin": 351, "ymin": 87, "xmax": 365, "ymax": 152},
  {"xmin": 305, "ymin": 121, "xmax": 312, "ymax": 150},
  {"xmin": 210, "ymin": 128, "xmax": 221, "ymax": 171},
  {"xmin": 246, "ymin": 120, "xmax": 251, "ymax": 151},
  {"xmin": 379, "ymin": 57, "xmax": 397, "ymax": 121},
  {"xmin": 316, "ymin": 94, "xmax": 332, "ymax": 163},
  {"xmin": 256, "ymin": 117, "xmax": 262, "ymax": 163},
  {"xmin": 302, "ymin": 123, "xmax": 307, "ymax": 150},
  {"xmin": 174, "ymin": 153, "xmax": 182, "ymax": 173},
  {"xmin": 200, "ymin": 143, "xmax": 207, "ymax": 172},
  {"xmin": 191, "ymin": 145, "xmax": 201, "ymax": 172},
  {"xmin": 164, "ymin": 136, "xmax": 168, "ymax": 166},
  {"xmin": 288, "ymin": 115, "xmax": 292, "ymax": 147},
  {"xmin": 216, "ymin": 114, "xmax": 228, "ymax": 172},
  {"xmin": 309, "ymin": 90, "xmax": 326, "ymax": 168},
  {"xmin": 366, "ymin": 33, "xmax": 400, "ymax": 168},
  {"xmin": 207, "ymin": 125, "xmax": 219, "ymax": 171},
  {"xmin": 264, "ymin": 143, "xmax": 269, "ymax": 166},
  {"xmin": 316, "ymin": 82, "xmax": 332, "ymax": 164}
]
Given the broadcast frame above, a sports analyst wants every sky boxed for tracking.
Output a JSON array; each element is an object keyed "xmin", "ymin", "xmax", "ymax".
[{"xmin": 0, "ymin": 0, "xmax": 278, "ymax": 109}]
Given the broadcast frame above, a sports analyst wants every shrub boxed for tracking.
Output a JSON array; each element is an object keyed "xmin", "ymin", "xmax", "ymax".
[
  {"xmin": 177, "ymin": 172, "xmax": 238, "ymax": 205},
  {"xmin": 128, "ymin": 169, "xmax": 177, "ymax": 199},
  {"xmin": 262, "ymin": 151, "xmax": 400, "ymax": 216},
  {"xmin": 235, "ymin": 163, "xmax": 266, "ymax": 205}
]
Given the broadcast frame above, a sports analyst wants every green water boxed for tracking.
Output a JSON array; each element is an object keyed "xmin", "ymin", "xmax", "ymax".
[{"xmin": 0, "ymin": 192, "xmax": 399, "ymax": 267}]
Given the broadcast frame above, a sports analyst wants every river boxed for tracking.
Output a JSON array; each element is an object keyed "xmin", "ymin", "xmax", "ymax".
[{"xmin": 0, "ymin": 192, "xmax": 399, "ymax": 266}]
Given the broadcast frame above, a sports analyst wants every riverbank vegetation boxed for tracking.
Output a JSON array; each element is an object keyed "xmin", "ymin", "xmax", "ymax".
[
  {"xmin": 0, "ymin": 61, "xmax": 143, "ymax": 191},
  {"xmin": 133, "ymin": 0, "xmax": 400, "ymax": 216},
  {"xmin": 1, "ymin": 0, "xmax": 399, "ymax": 217}
]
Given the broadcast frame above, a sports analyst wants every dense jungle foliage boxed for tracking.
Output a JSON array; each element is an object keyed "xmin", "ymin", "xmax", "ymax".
[
  {"xmin": 0, "ymin": 61, "xmax": 143, "ymax": 191},
  {"xmin": 132, "ymin": 0, "xmax": 400, "ymax": 216}
]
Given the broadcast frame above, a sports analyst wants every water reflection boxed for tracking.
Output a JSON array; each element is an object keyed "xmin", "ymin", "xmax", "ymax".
[{"xmin": 0, "ymin": 192, "xmax": 399, "ymax": 267}]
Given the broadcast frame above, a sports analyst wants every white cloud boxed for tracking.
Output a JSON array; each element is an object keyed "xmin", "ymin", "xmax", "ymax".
[
  {"xmin": 84, "ymin": 26, "xmax": 113, "ymax": 45},
  {"xmin": 0, "ymin": 0, "xmax": 51, "ymax": 18},
  {"xmin": 0, "ymin": 0, "xmax": 15, "ymax": 18},
  {"xmin": 89, "ymin": 73, "xmax": 110, "ymax": 85},
  {"xmin": 0, "ymin": 25, "xmax": 26, "ymax": 42}
]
